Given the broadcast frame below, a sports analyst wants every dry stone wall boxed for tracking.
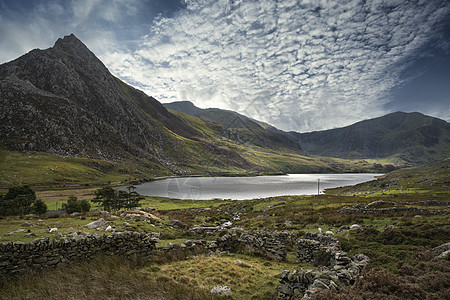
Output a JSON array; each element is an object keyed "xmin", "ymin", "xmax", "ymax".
[
  {"xmin": 339, "ymin": 200, "xmax": 449, "ymax": 215},
  {"xmin": 213, "ymin": 229, "xmax": 292, "ymax": 261},
  {"xmin": 296, "ymin": 232, "xmax": 339, "ymax": 262},
  {"xmin": 278, "ymin": 232, "xmax": 370, "ymax": 299},
  {"xmin": 0, "ymin": 231, "xmax": 159, "ymax": 275}
]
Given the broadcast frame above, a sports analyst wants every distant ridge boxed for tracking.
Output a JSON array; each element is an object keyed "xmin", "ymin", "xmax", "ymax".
[
  {"xmin": 288, "ymin": 111, "xmax": 450, "ymax": 164},
  {"xmin": 163, "ymin": 101, "xmax": 303, "ymax": 151},
  {"xmin": 164, "ymin": 101, "xmax": 450, "ymax": 165}
]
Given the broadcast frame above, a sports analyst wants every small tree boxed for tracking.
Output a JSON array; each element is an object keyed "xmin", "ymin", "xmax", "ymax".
[
  {"xmin": 92, "ymin": 187, "xmax": 117, "ymax": 211},
  {"xmin": 63, "ymin": 196, "xmax": 91, "ymax": 213},
  {"xmin": 0, "ymin": 185, "xmax": 43, "ymax": 216},
  {"xmin": 32, "ymin": 199, "xmax": 48, "ymax": 215},
  {"xmin": 124, "ymin": 186, "xmax": 144, "ymax": 210},
  {"xmin": 79, "ymin": 199, "xmax": 91, "ymax": 212},
  {"xmin": 92, "ymin": 186, "xmax": 143, "ymax": 212}
]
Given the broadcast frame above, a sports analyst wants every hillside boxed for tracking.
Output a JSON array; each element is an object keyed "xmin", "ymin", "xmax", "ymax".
[
  {"xmin": 288, "ymin": 112, "xmax": 450, "ymax": 164},
  {"xmin": 327, "ymin": 158, "xmax": 450, "ymax": 197},
  {"xmin": 163, "ymin": 101, "xmax": 302, "ymax": 151},
  {"xmin": 0, "ymin": 34, "xmax": 392, "ymax": 186},
  {"xmin": 164, "ymin": 102, "xmax": 450, "ymax": 166}
]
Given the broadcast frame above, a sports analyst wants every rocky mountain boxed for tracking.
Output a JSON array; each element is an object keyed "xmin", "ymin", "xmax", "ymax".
[
  {"xmin": 163, "ymin": 101, "xmax": 302, "ymax": 151},
  {"xmin": 0, "ymin": 34, "xmax": 261, "ymax": 173},
  {"xmin": 288, "ymin": 112, "xmax": 450, "ymax": 164},
  {"xmin": 1, "ymin": 35, "xmax": 184, "ymax": 160},
  {"xmin": 2, "ymin": 34, "xmax": 331, "ymax": 181},
  {"xmin": 165, "ymin": 101, "xmax": 450, "ymax": 165}
]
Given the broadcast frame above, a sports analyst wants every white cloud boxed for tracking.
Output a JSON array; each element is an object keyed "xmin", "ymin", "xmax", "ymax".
[{"xmin": 1, "ymin": 0, "xmax": 449, "ymax": 131}]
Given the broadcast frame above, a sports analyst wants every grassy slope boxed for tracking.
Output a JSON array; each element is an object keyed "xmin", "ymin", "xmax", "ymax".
[
  {"xmin": 0, "ymin": 112, "xmax": 399, "ymax": 188},
  {"xmin": 0, "ymin": 160, "xmax": 449, "ymax": 299},
  {"xmin": 326, "ymin": 158, "xmax": 449, "ymax": 197},
  {"xmin": 0, "ymin": 149, "xmax": 171, "ymax": 187}
]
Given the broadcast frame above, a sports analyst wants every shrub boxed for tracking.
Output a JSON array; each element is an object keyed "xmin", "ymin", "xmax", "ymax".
[
  {"xmin": 63, "ymin": 196, "xmax": 91, "ymax": 213},
  {"xmin": 32, "ymin": 199, "xmax": 47, "ymax": 215}
]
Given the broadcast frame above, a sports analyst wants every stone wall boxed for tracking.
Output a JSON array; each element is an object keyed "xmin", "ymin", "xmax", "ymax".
[
  {"xmin": 296, "ymin": 232, "xmax": 339, "ymax": 262},
  {"xmin": 339, "ymin": 200, "xmax": 449, "ymax": 215},
  {"xmin": 0, "ymin": 228, "xmax": 291, "ymax": 276},
  {"xmin": 213, "ymin": 229, "xmax": 292, "ymax": 261},
  {"xmin": 0, "ymin": 231, "xmax": 159, "ymax": 275},
  {"xmin": 278, "ymin": 232, "xmax": 370, "ymax": 299}
]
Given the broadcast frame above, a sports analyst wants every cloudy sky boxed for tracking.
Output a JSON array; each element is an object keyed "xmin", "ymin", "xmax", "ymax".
[{"xmin": 1, "ymin": 0, "xmax": 449, "ymax": 132}]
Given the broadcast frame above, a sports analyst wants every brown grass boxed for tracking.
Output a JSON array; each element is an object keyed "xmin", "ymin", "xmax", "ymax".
[
  {"xmin": 0, "ymin": 255, "xmax": 219, "ymax": 300},
  {"xmin": 312, "ymin": 255, "xmax": 450, "ymax": 300}
]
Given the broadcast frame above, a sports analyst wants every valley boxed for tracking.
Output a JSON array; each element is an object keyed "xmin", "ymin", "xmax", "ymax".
[{"xmin": 0, "ymin": 34, "xmax": 449, "ymax": 299}]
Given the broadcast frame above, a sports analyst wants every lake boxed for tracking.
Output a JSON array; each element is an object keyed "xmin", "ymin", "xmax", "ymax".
[{"xmin": 120, "ymin": 173, "xmax": 382, "ymax": 200}]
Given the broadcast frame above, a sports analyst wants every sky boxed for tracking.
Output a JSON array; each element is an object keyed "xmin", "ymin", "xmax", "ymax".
[{"xmin": 0, "ymin": 0, "xmax": 449, "ymax": 132}]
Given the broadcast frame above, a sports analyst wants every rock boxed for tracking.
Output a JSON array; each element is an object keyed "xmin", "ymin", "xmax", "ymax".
[
  {"xmin": 21, "ymin": 221, "xmax": 35, "ymax": 227},
  {"xmin": 438, "ymin": 250, "xmax": 450, "ymax": 259},
  {"xmin": 235, "ymin": 260, "xmax": 252, "ymax": 268},
  {"xmin": 166, "ymin": 219, "xmax": 187, "ymax": 229},
  {"xmin": 433, "ymin": 242, "xmax": 450, "ymax": 251},
  {"xmin": 24, "ymin": 214, "xmax": 39, "ymax": 219},
  {"xmin": 190, "ymin": 225, "xmax": 221, "ymax": 234},
  {"xmin": 119, "ymin": 222, "xmax": 130, "ymax": 227},
  {"xmin": 70, "ymin": 212, "xmax": 81, "ymax": 217},
  {"xmin": 284, "ymin": 221, "xmax": 293, "ymax": 226},
  {"xmin": 121, "ymin": 210, "xmax": 161, "ymax": 221},
  {"xmin": 6, "ymin": 229, "xmax": 28, "ymax": 236},
  {"xmin": 325, "ymin": 231, "xmax": 334, "ymax": 236},
  {"xmin": 382, "ymin": 224, "xmax": 396, "ymax": 231},
  {"xmin": 210, "ymin": 285, "xmax": 232, "ymax": 296},
  {"xmin": 222, "ymin": 221, "xmax": 233, "ymax": 228},
  {"xmin": 349, "ymin": 224, "xmax": 361, "ymax": 230},
  {"xmin": 86, "ymin": 218, "xmax": 108, "ymax": 230},
  {"xmin": 105, "ymin": 226, "xmax": 113, "ymax": 232}
]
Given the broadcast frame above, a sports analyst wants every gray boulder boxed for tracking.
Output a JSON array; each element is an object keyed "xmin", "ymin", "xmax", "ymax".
[
  {"xmin": 86, "ymin": 218, "xmax": 108, "ymax": 230},
  {"xmin": 210, "ymin": 285, "xmax": 232, "ymax": 296}
]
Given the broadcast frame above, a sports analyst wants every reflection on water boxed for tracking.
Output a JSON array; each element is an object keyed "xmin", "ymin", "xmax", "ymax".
[{"xmin": 119, "ymin": 173, "xmax": 381, "ymax": 200}]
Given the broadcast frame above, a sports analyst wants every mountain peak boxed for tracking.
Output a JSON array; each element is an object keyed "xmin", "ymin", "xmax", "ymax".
[
  {"xmin": 53, "ymin": 33, "xmax": 97, "ymax": 62},
  {"xmin": 54, "ymin": 34, "xmax": 84, "ymax": 49}
]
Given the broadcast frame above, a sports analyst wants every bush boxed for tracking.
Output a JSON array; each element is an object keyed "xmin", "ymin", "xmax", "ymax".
[
  {"xmin": 62, "ymin": 196, "xmax": 91, "ymax": 214},
  {"xmin": 32, "ymin": 199, "xmax": 48, "ymax": 215}
]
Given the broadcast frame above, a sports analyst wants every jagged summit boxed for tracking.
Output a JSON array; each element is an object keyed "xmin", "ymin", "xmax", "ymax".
[
  {"xmin": 54, "ymin": 33, "xmax": 84, "ymax": 48},
  {"xmin": 0, "ymin": 34, "xmax": 201, "ymax": 163}
]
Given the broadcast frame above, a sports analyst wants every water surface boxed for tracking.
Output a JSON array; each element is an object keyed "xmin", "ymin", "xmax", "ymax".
[{"xmin": 121, "ymin": 173, "xmax": 381, "ymax": 200}]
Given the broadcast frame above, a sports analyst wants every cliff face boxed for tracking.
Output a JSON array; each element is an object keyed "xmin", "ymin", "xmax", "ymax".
[{"xmin": 0, "ymin": 34, "xmax": 198, "ymax": 163}]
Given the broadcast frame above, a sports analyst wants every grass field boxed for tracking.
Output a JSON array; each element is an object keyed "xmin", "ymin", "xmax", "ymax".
[{"xmin": 0, "ymin": 160, "xmax": 448, "ymax": 299}]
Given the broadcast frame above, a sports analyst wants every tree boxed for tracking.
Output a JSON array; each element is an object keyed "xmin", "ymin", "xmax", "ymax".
[
  {"xmin": 0, "ymin": 185, "xmax": 46, "ymax": 216},
  {"xmin": 79, "ymin": 199, "xmax": 91, "ymax": 212},
  {"xmin": 92, "ymin": 187, "xmax": 116, "ymax": 211},
  {"xmin": 32, "ymin": 199, "xmax": 48, "ymax": 215},
  {"xmin": 62, "ymin": 196, "xmax": 91, "ymax": 214},
  {"xmin": 92, "ymin": 186, "xmax": 143, "ymax": 212}
]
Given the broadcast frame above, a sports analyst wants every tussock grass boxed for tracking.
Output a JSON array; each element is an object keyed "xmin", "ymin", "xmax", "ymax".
[
  {"xmin": 143, "ymin": 253, "xmax": 308, "ymax": 300},
  {"xmin": 0, "ymin": 255, "xmax": 218, "ymax": 300}
]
